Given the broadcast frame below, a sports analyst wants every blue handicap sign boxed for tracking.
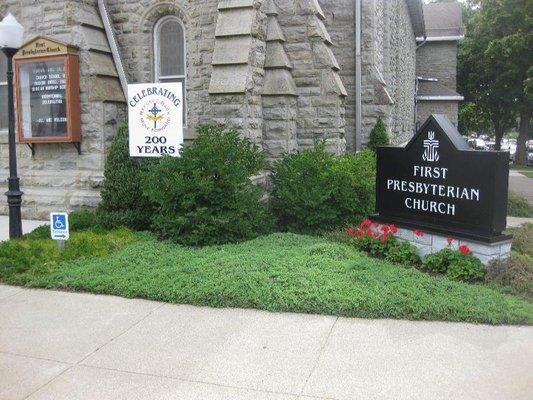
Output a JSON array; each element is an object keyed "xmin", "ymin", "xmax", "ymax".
[{"xmin": 50, "ymin": 212, "xmax": 69, "ymax": 240}]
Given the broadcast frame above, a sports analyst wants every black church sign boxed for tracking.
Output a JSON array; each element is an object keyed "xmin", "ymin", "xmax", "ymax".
[{"xmin": 375, "ymin": 114, "xmax": 510, "ymax": 242}]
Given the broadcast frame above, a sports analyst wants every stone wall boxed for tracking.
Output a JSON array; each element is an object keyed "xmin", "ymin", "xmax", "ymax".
[
  {"xmin": 0, "ymin": 0, "xmax": 124, "ymax": 219},
  {"xmin": 320, "ymin": 0, "xmax": 356, "ymax": 151},
  {"xmin": 321, "ymin": 0, "xmax": 417, "ymax": 150},
  {"xmin": 417, "ymin": 100, "xmax": 458, "ymax": 127},
  {"xmin": 275, "ymin": 0, "xmax": 347, "ymax": 154},
  {"xmin": 416, "ymin": 41, "xmax": 458, "ymax": 90},
  {"xmin": 358, "ymin": 0, "xmax": 417, "ymax": 148},
  {"xmin": 105, "ymin": 0, "xmax": 219, "ymax": 141}
]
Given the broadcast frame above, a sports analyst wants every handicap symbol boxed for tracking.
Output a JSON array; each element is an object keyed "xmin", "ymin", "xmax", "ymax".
[{"xmin": 53, "ymin": 215, "xmax": 66, "ymax": 230}]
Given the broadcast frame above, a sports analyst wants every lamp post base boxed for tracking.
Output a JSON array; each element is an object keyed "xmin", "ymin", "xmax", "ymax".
[{"xmin": 5, "ymin": 178, "xmax": 23, "ymax": 238}]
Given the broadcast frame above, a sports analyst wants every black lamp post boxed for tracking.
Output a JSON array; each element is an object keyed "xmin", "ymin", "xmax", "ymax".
[{"xmin": 0, "ymin": 13, "xmax": 24, "ymax": 239}]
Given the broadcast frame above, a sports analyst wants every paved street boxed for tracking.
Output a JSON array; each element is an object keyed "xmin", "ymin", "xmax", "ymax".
[{"xmin": 0, "ymin": 285, "xmax": 531, "ymax": 400}]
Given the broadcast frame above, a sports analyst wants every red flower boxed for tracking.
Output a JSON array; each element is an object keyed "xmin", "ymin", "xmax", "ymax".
[
  {"xmin": 361, "ymin": 218, "xmax": 372, "ymax": 228},
  {"xmin": 380, "ymin": 233, "xmax": 388, "ymax": 242},
  {"xmin": 447, "ymin": 236, "xmax": 454, "ymax": 245},
  {"xmin": 365, "ymin": 228, "xmax": 373, "ymax": 236},
  {"xmin": 346, "ymin": 227, "xmax": 356, "ymax": 236},
  {"xmin": 389, "ymin": 224, "xmax": 398, "ymax": 234},
  {"xmin": 459, "ymin": 244, "xmax": 470, "ymax": 254},
  {"xmin": 356, "ymin": 228, "xmax": 364, "ymax": 236},
  {"xmin": 381, "ymin": 225, "xmax": 390, "ymax": 233},
  {"xmin": 372, "ymin": 232, "xmax": 379, "ymax": 238},
  {"xmin": 414, "ymin": 229, "xmax": 424, "ymax": 237}
]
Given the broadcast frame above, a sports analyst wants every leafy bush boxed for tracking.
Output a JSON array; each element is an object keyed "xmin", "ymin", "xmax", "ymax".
[
  {"xmin": 97, "ymin": 123, "xmax": 155, "ymax": 230},
  {"xmin": 143, "ymin": 124, "xmax": 272, "ymax": 246},
  {"xmin": 385, "ymin": 240, "xmax": 421, "ymax": 266},
  {"xmin": 70, "ymin": 209, "xmax": 102, "ymax": 231},
  {"xmin": 270, "ymin": 142, "xmax": 376, "ymax": 233},
  {"xmin": 486, "ymin": 252, "xmax": 533, "ymax": 300},
  {"xmin": 0, "ymin": 228, "xmax": 138, "ymax": 284},
  {"xmin": 446, "ymin": 256, "xmax": 485, "ymax": 283},
  {"xmin": 423, "ymin": 248, "xmax": 485, "ymax": 283},
  {"xmin": 367, "ymin": 117, "xmax": 390, "ymax": 151},
  {"xmin": 507, "ymin": 191, "xmax": 533, "ymax": 218}
]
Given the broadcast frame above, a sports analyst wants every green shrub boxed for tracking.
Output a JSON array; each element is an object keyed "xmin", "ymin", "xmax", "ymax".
[
  {"xmin": 69, "ymin": 209, "xmax": 102, "ymax": 231},
  {"xmin": 422, "ymin": 248, "xmax": 459, "ymax": 274},
  {"xmin": 367, "ymin": 117, "xmax": 390, "ymax": 151},
  {"xmin": 143, "ymin": 124, "xmax": 272, "ymax": 246},
  {"xmin": 423, "ymin": 248, "xmax": 485, "ymax": 283},
  {"xmin": 486, "ymin": 252, "xmax": 533, "ymax": 300},
  {"xmin": 270, "ymin": 142, "xmax": 376, "ymax": 233},
  {"xmin": 446, "ymin": 256, "xmax": 485, "ymax": 283},
  {"xmin": 97, "ymin": 123, "xmax": 155, "ymax": 230},
  {"xmin": 507, "ymin": 191, "xmax": 533, "ymax": 218},
  {"xmin": 385, "ymin": 240, "xmax": 421, "ymax": 266}
]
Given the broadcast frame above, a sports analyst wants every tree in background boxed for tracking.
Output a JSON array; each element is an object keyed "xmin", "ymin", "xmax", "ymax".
[
  {"xmin": 458, "ymin": 102, "xmax": 491, "ymax": 136},
  {"xmin": 457, "ymin": 0, "xmax": 531, "ymax": 156},
  {"xmin": 482, "ymin": 0, "xmax": 532, "ymax": 161}
]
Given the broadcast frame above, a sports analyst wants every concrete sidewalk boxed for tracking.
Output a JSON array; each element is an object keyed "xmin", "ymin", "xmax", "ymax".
[
  {"xmin": 0, "ymin": 216, "xmax": 46, "ymax": 241},
  {"xmin": 0, "ymin": 286, "xmax": 531, "ymax": 400}
]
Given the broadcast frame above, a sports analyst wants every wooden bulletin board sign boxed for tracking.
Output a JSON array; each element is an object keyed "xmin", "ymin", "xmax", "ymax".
[{"xmin": 14, "ymin": 36, "xmax": 81, "ymax": 147}]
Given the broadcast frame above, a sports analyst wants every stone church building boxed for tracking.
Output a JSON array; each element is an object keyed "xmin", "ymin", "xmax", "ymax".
[{"xmin": 0, "ymin": 0, "xmax": 462, "ymax": 218}]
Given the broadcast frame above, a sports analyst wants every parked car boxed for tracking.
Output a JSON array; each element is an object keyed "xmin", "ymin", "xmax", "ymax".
[{"xmin": 527, "ymin": 143, "xmax": 533, "ymax": 166}]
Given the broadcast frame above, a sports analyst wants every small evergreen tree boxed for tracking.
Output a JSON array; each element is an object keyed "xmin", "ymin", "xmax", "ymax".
[
  {"xmin": 367, "ymin": 117, "xmax": 390, "ymax": 151},
  {"xmin": 96, "ymin": 123, "xmax": 155, "ymax": 230}
]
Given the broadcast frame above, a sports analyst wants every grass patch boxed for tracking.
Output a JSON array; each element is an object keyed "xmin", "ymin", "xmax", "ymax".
[
  {"xmin": 1, "ymin": 232, "xmax": 531, "ymax": 325},
  {"xmin": 508, "ymin": 191, "xmax": 533, "ymax": 218}
]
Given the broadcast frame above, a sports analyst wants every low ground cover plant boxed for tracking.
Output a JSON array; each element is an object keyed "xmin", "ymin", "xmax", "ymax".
[
  {"xmin": 1, "ymin": 232, "xmax": 530, "ymax": 325},
  {"xmin": 507, "ymin": 191, "xmax": 533, "ymax": 218},
  {"xmin": 0, "ymin": 228, "xmax": 138, "ymax": 285},
  {"xmin": 485, "ymin": 223, "xmax": 533, "ymax": 300},
  {"xmin": 270, "ymin": 142, "xmax": 375, "ymax": 233},
  {"xmin": 143, "ymin": 124, "xmax": 273, "ymax": 246},
  {"xmin": 486, "ymin": 252, "xmax": 532, "ymax": 300}
]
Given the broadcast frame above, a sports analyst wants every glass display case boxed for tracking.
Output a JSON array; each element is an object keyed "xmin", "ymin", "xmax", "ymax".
[{"xmin": 13, "ymin": 37, "xmax": 80, "ymax": 149}]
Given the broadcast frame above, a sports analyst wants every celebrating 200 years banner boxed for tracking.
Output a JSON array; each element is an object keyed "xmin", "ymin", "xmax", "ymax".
[
  {"xmin": 128, "ymin": 82, "xmax": 183, "ymax": 157},
  {"xmin": 375, "ymin": 115, "xmax": 509, "ymax": 241}
]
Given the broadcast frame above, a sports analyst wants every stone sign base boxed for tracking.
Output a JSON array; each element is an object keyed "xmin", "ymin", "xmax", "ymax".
[{"xmin": 393, "ymin": 226, "xmax": 512, "ymax": 266}]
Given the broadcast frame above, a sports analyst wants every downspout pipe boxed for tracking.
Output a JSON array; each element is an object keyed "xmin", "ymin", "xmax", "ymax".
[
  {"xmin": 355, "ymin": 0, "xmax": 362, "ymax": 150},
  {"xmin": 98, "ymin": 0, "xmax": 128, "ymax": 98},
  {"xmin": 414, "ymin": 35, "xmax": 427, "ymax": 132}
]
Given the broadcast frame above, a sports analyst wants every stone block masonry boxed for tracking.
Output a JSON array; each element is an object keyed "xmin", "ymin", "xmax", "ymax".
[
  {"xmin": 395, "ymin": 227, "xmax": 512, "ymax": 266},
  {"xmin": 0, "ymin": 0, "xmax": 125, "ymax": 219},
  {"xmin": 417, "ymin": 100, "xmax": 458, "ymax": 127}
]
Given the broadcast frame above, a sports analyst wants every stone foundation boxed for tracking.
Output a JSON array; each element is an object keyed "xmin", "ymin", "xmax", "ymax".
[{"xmin": 394, "ymin": 226, "xmax": 512, "ymax": 266}]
